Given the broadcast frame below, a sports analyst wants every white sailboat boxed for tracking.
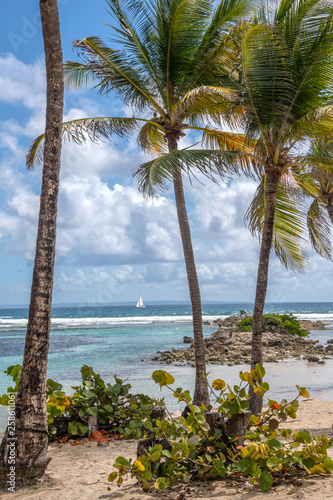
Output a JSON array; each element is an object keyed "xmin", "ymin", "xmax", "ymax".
[{"xmin": 136, "ymin": 295, "xmax": 145, "ymax": 308}]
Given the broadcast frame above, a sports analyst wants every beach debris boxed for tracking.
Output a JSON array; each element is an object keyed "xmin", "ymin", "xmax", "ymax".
[
  {"xmin": 89, "ymin": 430, "xmax": 113, "ymax": 444},
  {"xmin": 58, "ymin": 435, "xmax": 70, "ymax": 443},
  {"xmin": 88, "ymin": 415, "xmax": 98, "ymax": 436}
]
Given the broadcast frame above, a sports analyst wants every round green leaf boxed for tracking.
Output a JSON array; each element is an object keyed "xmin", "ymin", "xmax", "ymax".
[
  {"xmin": 108, "ymin": 471, "xmax": 117, "ymax": 482},
  {"xmin": 259, "ymin": 470, "xmax": 273, "ymax": 491}
]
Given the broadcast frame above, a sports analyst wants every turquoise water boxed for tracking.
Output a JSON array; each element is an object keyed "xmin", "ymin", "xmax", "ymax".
[{"xmin": 1, "ymin": 302, "xmax": 333, "ymax": 431}]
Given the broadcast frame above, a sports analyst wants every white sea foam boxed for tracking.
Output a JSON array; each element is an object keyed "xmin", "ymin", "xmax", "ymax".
[
  {"xmin": 0, "ymin": 315, "xmax": 202, "ymax": 330},
  {"xmin": 294, "ymin": 313, "xmax": 333, "ymax": 322},
  {"xmin": 0, "ymin": 312, "xmax": 332, "ymax": 331}
]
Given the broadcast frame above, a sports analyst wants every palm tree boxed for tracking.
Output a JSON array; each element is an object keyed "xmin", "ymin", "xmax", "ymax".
[
  {"xmin": 0, "ymin": 0, "xmax": 64, "ymax": 485},
  {"xmin": 28, "ymin": 0, "xmax": 255, "ymax": 406},
  {"xmin": 233, "ymin": 0, "xmax": 333, "ymax": 414}
]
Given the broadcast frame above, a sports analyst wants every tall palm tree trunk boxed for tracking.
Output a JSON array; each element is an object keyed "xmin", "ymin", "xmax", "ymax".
[
  {"xmin": 0, "ymin": 0, "xmax": 64, "ymax": 486},
  {"xmin": 327, "ymin": 199, "xmax": 333, "ymax": 225},
  {"xmin": 249, "ymin": 171, "xmax": 281, "ymax": 416},
  {"xmin": 167, "ymin": 135, "xmax": 209, "ymax": 406}
]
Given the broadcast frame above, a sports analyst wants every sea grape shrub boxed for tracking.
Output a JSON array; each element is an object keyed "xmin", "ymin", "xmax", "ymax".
[
  {"xmin": 237, "ymin": 314, "xmax": 309, "ymax": 337},
  {"xmin": 0, "ymin": 364, "xmax": 163, "ymax": 439},
  {"xmin": 109, "ymin": 367, "xmax": 333, "ymax": 492},
  {"xmin": 0, "ymin": 365, "xmax": 21, "ymax": 405}
]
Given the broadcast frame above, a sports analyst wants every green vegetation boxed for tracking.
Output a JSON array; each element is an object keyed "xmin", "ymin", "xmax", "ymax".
[
  {"xmin": 0, "ymin": 365, "xmax": 163, "ymax": 440},
  {"xmin": 109, "ymin": 367, "xmax": 333, "ymax": 492},
  {"xmin": 2, "ymin": 364, "xmax": 333, "ymax": 492},
  {"xmin": 237, "ymin": 314, "xmax": 309, "ymax": 337}
]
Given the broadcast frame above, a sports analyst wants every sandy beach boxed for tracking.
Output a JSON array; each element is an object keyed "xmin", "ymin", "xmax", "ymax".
[{"xmin": 1, "ymin": 398, "xmax": 332, "ymax": 500}]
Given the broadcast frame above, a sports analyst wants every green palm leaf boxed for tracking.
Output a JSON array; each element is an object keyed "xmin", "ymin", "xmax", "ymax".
[
  {"xmin": 172, "ymin": 85, "xmax": 239, "ymax": 121},
  {"xmin": 242, "ymin": 24, "xmax": 295, "ymax": 147},
  {"xmin": 245, "ymin": 176, "xmax": 308, "ymax": 271},
  {"xmin": 307, "ymin": 199, "xmax": 332, "ymax": 259},
  {"xmin": 135, "ymin": 148, "xmax": 255, "ymax": 197},
  {"xmin": 105, "ymin": 0, "xmax": 166, "ymax": 100},
  {"xmin": 65, "ymin": 36, "xmax": 165, "ymax": 115},
  {"xmin": 26, "ymin": 116, "xmax": 141, "ymax": 168},
  {"xmin": 137, "ymin": 120, "xmax": 167, "ymax": 154}
]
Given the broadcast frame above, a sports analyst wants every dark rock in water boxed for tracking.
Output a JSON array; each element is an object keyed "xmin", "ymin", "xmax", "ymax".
[
  {"xmin": 327, "ymin": 339, "xmax": 333, "ymax": 344},
  {"xmin": 203, "ymin": 320, "xmax": 211, "ymax": 325},
  {"xmin": 325, "ymin": 345, "xmax": 333, "ymax": 353},
  {"xmin": 183, "ymin": 336, "xmax": 193, "ymax": 344},
  {"xmin": 304, "ymin": 355, "xmax": 320, "ymax": 362}
]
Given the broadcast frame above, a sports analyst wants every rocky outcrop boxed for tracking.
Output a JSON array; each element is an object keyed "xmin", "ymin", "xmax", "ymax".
[
  {"xmin": 298, "ymin": 320, "xmax": 328, "ymax": 331},
  {"xmin": 151, "ymin": 315, "xmax": 331, "ymax": 367}
]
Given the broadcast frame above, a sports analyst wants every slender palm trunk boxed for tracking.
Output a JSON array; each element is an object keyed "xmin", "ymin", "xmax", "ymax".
[
  {"xmin": 249, "ymin": 171, "xmax": 281, "ymax": 416},
  {"xmin": 0, "ymin": 0, "xmax": 64, "ymax": 486},
  {"xmin": 167, "ymin": 135, "xmax": 209, "ymax": 406},
  {"xmin": 327, "ymin": 199, "xmax": 333, "ymax": 225}
]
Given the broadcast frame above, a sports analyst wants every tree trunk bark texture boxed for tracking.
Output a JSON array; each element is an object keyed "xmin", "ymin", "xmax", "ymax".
[
  {"xmin": 249, "ymin": 171, "xmax": 281, "ymax": 416},
  {"xmin": 167, "ymin": 135, "xmax": 210, "ymax": 407},
  {"xmin": 0, "ymin": 0, "xmax": 64, "ymax": 487}
]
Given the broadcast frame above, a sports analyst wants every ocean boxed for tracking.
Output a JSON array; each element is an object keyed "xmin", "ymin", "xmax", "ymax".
[{"xmin": 1, "ymin": 302, "xmax": 333, "ymax": 431}]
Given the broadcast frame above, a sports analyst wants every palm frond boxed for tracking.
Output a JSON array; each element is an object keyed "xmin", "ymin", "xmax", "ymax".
[
  {"xmin": 183, "ymin": 0, "xmax": 254, "ymax": 90},
  {"xmin": 68, "ymin": 36, "xmax": 165, "ymax": 115},
  {"xmin": 242, "ymin": 24, "xmax": 295, "ymax": 147},
  {"xmin": 161, "ymin": 0, "xmax": 215, "ymax": 105},
  {"xmin": 275, "ymin": 0, "xmax": 331, "ymax": 51},
  {"xmin": 134, "ymin": 148, "xmax": 255, "ymax": 197},
  {"xmin": 245, "ymin": 176, "xmax": 308, "ymax": 271},
  {"xmin": 188, "ymin": 126, "xmax": 262, "ymax": 176},
  {"xmin": 278, "ymin": 8, "xmax": 333, "ymax": 136},
  {"xmin": 307, "ymin": 199, "xmax": 332, "ymax": 260},
  {"xmin": 290, "ymin": 154, "xmax": 333, "ymax": 175},
  {"xmin": 105, "ymin": 0, "xmax": 166, "ymax": 101},
  {"xmin": 280, "ymin": 104, "xmax": 333, "ymax": 145},
  {"xmin": 137, "ymin": 120, "xmax": 167, "ymax": 155},
  {"xmin": 64, "ymin": 61, "xmax": 98, "ymax": 90},
  {"xmin": 199, "ymin": 127, "xmax": 255, "ymax": 152},
  {"xmin": 26, "ymin": 116, "xmax": 141, "ymax": 168},
  {"xmin": 172, "ymin": 85, "xmax": 239, "ymax": 120}
]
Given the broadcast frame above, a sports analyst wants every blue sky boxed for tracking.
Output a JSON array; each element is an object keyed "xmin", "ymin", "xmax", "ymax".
[{"xmin": 0, "ymin": 0, "xmax": 332, "ymax": 306}]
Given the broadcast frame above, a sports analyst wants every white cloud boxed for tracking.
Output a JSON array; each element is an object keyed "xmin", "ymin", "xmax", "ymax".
[
  {"xmin": 55, "ymin": 266, "xmax": 139, "ymax": 292},
  {"xmin": 56, "ymin": 176, "xmax": 182, "ymax": 264},
  {"xmin": 1, "ymin": 54, "xmax": 333, "ymax": 303},
  {"xmin": 0, "ymin": 172, "xmax": 182, "ymax": 265},
  {"xmin": 0, "ymin": 54, "xmax": 45, "ymax": 109}
]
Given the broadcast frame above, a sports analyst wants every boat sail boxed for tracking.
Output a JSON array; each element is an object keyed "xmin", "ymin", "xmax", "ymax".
[{"xmin": 136, "ymin": 295, "xmax": 145, "ymax": 308}]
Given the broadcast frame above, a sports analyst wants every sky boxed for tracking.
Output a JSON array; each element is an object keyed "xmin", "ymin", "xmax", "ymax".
[{"xmin": 0, "ymin": 0, "xmax": 332, "ymax": 307}]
